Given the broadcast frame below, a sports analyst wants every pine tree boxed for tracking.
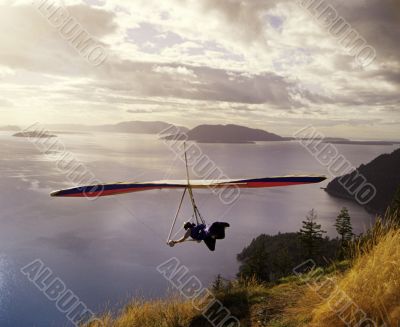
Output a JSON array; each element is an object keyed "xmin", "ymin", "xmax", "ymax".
[
  {"xmin": 334, "ymin": 207, "xmax": 353, "ymax": 259},
  {"xmin": 212, "ymin": 274, "xmax": 224, "ymax": 292},
  {"xmin": 334, "ymin": 207, "xmax": 353, "ymax": 242},
  {"xmin": 299, "ymin": 209, "xmax": 326, "ymax": 258}
]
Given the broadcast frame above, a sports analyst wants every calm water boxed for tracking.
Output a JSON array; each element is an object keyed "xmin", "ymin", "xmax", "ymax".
[{"xmin": 0, "ymin": 132, "xmax": 397, "ymax": 326}]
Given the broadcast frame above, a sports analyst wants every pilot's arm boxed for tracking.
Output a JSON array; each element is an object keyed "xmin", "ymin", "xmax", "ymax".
[{"xmin": 169, "ymin": 229, "xmax": 191, "ymax": 246}]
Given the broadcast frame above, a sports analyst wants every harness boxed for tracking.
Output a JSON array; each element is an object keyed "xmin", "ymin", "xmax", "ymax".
[
  {"xmin": 166, "ymin": 143, "xmax": 206, "ymax": 244},
  {"xmin": 190, "ymin": 224, "xmax": 207, "ymax": 241}
]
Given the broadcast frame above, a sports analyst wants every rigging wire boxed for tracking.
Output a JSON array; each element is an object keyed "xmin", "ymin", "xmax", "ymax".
[
  {"xmin": 166, "ymin": 143, "xmax": 207, "ymax": 245},
  {"xmin": 166, "ymin": 187, "xmax": 187, "ymax": 243},
  {"xmin": 184, "ymin": 142, "xmax": 205, "ymax": 225},
  {"xmin": 167, "ymin": 142, "xmax": 206, "ymax": 244}
]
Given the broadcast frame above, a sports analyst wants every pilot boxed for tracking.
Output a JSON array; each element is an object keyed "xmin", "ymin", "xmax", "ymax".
[{"xmin": 168, "ymin": 221, "xmax": 230, "ymax": 251}]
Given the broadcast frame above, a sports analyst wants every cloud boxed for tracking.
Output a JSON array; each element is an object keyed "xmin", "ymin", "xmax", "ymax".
[
  {"xmin": 127, "ymin": 109, "xmax": 154, "ymax": 114},
  {"xmin": 190, "ymin": 0, "xmax": 270, "ymax": 44},
  {"xmin": 329, "ymin": 0, "xmax": 400, "ymax": 62},
  {"xmin": 0, "ymin": 3, "xmax": 117, "ymax": 72},
  {"xmin": 0, "ymin": 0, "xmax": 399, "ymax": 139},
  {"xmin": 0, "ymin": 98, "xmax": 13, "ymax": 107},
  {"xmin": 153, "ymin": 65, "xmax": 197, "ymax": 78}
]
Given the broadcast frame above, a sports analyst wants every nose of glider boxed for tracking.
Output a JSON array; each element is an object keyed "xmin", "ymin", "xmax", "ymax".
[{"xmin": 50, "ymin": 190, "xmax": 62, "ymax": 197}]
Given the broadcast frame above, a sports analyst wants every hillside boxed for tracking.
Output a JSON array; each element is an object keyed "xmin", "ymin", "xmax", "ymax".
[
  {"xmin": 90, "ymin": 211, "xmax": 400, "ymax": 327},
  {"xmin": 325, "ymin": 148, "xmax": 400, "ymax": 214},
  {"xmin": 41, "ymin": 121, "xmax": 188, "ymax": 134},
  {"xmin": 164, "ymin": 124, "xmax": 285, "ymax": 143},
  {"xmin": 237, "ymin": 232, "xmax": 339, "ymax": 282}
]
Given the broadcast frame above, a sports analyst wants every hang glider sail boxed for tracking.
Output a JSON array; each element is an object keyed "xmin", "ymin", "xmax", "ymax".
[
  {"xmin": 50, "ymin": 175, "xmax": 326, "ymax": 198},
  {"xmin": 50, "ymin": 142, "xmax": 328, "ymax": 251}
]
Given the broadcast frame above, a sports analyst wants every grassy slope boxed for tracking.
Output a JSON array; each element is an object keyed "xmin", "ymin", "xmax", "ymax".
[
  {"xmin": 91, "ymin": 218, "xmax": 400, "ymax": 327},
  {"xmin": 310, "ymin": 229, "xmax": 400, "ymax": 326},
  {"xmin": 90, "ymin": 279, "xmax": 310, "ymax": 327}
]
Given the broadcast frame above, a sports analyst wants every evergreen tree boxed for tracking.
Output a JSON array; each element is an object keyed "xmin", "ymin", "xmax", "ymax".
[
  {"xmin": 334, "ymin": 207, "xmax": 354, "ymax": 243},
  {"xmin": 212, "ymin": 274, "xmax": 224, "ymax": 292},
  {"xmin": 238, "ymin": 243, "xmax": 270, "ymax": 281},
  {"xmin": 237, "ymin": 232, "xmax": 339, "ymax": 282},
  {"xmin": 299, "ymin": 209, "xmax": 326, "ymax": 258}
]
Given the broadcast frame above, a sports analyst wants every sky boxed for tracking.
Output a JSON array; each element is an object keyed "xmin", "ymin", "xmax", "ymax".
[{"xmin": 0, "ymin": 0, "xmax": 399, "ymax": 139}]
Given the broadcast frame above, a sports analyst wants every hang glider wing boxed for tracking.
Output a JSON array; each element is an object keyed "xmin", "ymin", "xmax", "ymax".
[{"xmin": 50, "ymin": 175, "xmax": 326, "ymax": 198}]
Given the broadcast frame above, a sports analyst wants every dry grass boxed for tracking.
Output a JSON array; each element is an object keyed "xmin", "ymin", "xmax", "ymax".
[
  {"xmin": 89, "ymin": 295, "xmax": 199, "ymax": 327},
  {"xmin": 351, "ymin": 210, "xmax": 399, "ymax": 258},
  {"xmin": 310, "ymin": 228, "xmax": 400, "ymax": 326},
  {"xmin": 88, "ymin": 277, "xmax": 272, "ymax": 327},
  {"xmin": 276, "ymin": 212, "xmax": 400, "ymax": 327},
  {"xmin": 88, "ymin": 212, "xmax": 400, "ymax": 327}
]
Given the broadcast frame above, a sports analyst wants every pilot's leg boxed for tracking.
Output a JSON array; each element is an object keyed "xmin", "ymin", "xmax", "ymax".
[
  {"xmin": 209, "ymin": 222, "xmax": 230, "ymax": 239},
  {"xmin": 203, "ymin": 237, "xmax": 216, "ymax": 251}
]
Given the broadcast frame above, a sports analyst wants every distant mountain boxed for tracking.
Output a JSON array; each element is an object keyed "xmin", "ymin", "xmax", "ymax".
[
  {"xmin": 323, "ymin": 137, "xmax": 350, "ymax": 142},
  {"xmin": 326, "ymin": 139, "xmax": 400, "ymax": 146},
  {"xmin": 165, "ymin": 124, "xmax": 285, "ymax": 143},
  {"xmin": 96, "ymin": 121, "xmax": 189, "ymax": 134},
  {"xmin": 43, "ymin": 121, "xmax": 188, "ymax": 134},
  {"xmin": 326, "ymin": 148, "xmax": 400, "ymax": 214},
  {"xmin": 0, "ymin": 125, "xmax": 19, "ymax": 131},
  {"xmin": 298, "ymin": 137, "xmax": 400, "ymax": 146},
  {"xmin": 13, "ymin": 131, "xmax": 56, "ymax": 138},
  {"xmin": 324, "ymin": 137, "xmax": 400, "ymax": 145}
]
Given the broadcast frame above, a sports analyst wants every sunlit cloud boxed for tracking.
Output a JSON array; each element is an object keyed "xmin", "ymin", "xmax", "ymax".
[{"xmin": 0, "ymin": 0, "xmax": 399, "ymax": 139}]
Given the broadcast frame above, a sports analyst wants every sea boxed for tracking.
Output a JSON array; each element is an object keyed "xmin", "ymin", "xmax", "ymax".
[{"xmin": 0, "ymin": 131, "xmax": 397, "ymax": 326}]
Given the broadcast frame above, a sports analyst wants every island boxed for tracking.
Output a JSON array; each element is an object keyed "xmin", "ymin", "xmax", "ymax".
[
  {"xmin": 163, "ymin": 124, "xmax": 285, "ymax": 143},
  {"xmin": 41, "ymin": 121, "xmax": 189, "ymax": 135},
  {"xmin": 13, "ymin": 131, "xmax": 57, "ymax": 138},
  {"xmin": 299, "ymin": 137, "xmax": 400, "ymax": 146},
  {"xmin": 325, "ymin": 139, "xmax": 400, "ymax": 146},
  {"xmin": 325, "ymin": 148, "xmax": 400, "ymax": 214}
]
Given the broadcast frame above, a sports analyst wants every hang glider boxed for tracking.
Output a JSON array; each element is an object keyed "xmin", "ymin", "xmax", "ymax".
[
  {"xmin": 50, "ymin": 143, "xmax": 327, "ymax": 250},
  {"xmin": 50, "ymin": 175, "xmax": 326, "ymax": 198}
]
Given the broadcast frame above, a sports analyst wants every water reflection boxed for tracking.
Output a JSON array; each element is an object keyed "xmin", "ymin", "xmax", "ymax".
[
  {"xmin": 0, "ymin": 132, "xmax": 397, "ymax": 326},
  {"xmin": 0, "ymin": 254, "xmax": 12, "ymax": 318}
]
